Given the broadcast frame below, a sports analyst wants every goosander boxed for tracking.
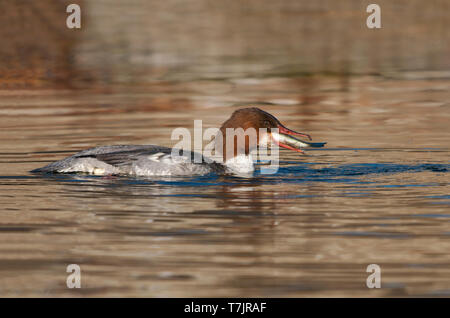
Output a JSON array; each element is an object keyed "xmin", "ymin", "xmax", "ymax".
[{"xmin": 31, "ymin": 107, "xmax": 326, "ymax": 176}]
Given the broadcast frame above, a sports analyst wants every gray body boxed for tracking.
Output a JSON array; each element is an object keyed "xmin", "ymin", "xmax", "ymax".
[{"xmin": 32, "ymin": 145, "xmax": 226, "ymax": 176}]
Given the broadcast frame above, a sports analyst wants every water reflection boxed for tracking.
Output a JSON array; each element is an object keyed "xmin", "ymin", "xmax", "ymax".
[
  {"xmin": 2, "ymin": 0, "xmax": 450, "ymax": 297},
  {"xmin": 0, "ymin": 73, "xmax": 449, "ymax": 296}
]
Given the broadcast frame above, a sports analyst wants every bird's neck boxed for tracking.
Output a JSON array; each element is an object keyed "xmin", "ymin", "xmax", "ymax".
[
  {"xmin": 223, "ymin": 153, "xmax": 254, "ymax": 174},
  {"xmin": 214, "ymin": 125, "xmax": 258, "ymax": 174}
]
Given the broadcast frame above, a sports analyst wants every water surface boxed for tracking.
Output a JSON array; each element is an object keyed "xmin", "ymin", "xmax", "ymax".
[{"xmin": 0, "ymin": 74, "xmax": 449, "ymax": 297}]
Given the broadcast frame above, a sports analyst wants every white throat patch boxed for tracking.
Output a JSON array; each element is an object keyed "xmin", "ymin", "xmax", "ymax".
[{"xmin": 224, "ymin": 154, "xmax": 255, "ymax": 174}]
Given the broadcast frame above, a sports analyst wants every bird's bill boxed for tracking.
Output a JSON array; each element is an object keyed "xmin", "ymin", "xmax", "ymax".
[
  {"xmin": 269, "ymin": 125, "xmax": 326, "ymax": 154},
  {"xmin": 278, "ymin": 124, "xmax": 312, "ymax": 141},
  {"xmin": 270, "ymin": 125, "xmax": 310, "ymax": 154}
]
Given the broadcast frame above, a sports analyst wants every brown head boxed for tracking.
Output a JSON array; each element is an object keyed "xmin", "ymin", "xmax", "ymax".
[{"xmin": 216, "ymin": 107, "xmax": 312, "ymax": 162}]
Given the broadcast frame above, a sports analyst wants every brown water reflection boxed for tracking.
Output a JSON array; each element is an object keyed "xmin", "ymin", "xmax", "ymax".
[{"xmin": 0, "ymin": 74, "xmax": 449, "ymax": 297}]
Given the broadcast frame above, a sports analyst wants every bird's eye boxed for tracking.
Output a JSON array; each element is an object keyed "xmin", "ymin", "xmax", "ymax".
[{"xmin": 263, "ymin": 120, "xmax": 271, "ymax": 127}]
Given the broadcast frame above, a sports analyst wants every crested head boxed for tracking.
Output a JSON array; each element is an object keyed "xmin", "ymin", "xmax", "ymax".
[
  {"xmin": 214, "ymin": 107, "xmax": 314, "ymax": 167},
  {"xmin": 219, "ymin": 107, "xmax": 280, "ymax": 132},
  {"xmin": 216, "ymin": 108, "xmax": 279, "ymax": 162}
]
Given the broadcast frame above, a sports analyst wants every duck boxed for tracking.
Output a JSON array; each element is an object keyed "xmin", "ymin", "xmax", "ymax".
[{"xmin": 31, "ymin": 107, "xmax": 326, "ymax": 176}]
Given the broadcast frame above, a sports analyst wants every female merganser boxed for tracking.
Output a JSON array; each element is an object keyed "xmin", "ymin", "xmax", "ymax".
[{"xmin": 31, "ymin": 107, "xmax": 326, "ymax": 176}]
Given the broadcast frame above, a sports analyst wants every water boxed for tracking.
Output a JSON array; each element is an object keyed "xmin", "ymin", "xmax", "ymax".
[{"xmin": 0, "ymin": 74, "xmax": 449, "ymax": 297}]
